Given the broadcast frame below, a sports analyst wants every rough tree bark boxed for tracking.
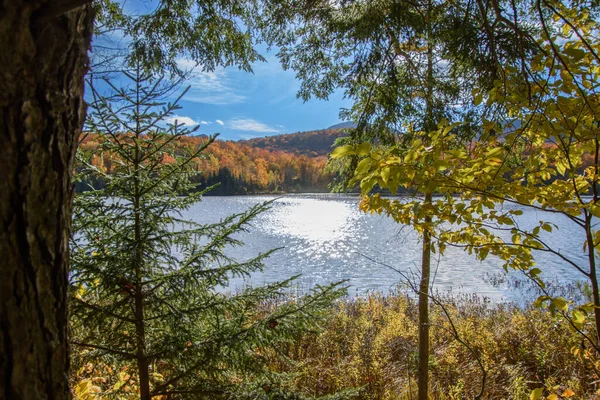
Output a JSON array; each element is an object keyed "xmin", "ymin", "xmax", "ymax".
[{"xmin": 0, "ymin": 1, "xmax": 93, "ymax": 398}]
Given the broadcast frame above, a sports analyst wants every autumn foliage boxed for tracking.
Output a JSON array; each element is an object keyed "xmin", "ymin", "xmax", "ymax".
[
  {"xmin": 239, "ymin": 129, "xmax": 346, "ymax": 156},
  {"xmin": 77, "ymin": 131, "xmax": 340, "ymax": 194}
]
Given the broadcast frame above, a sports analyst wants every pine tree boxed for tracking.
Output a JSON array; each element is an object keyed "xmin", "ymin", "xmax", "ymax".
[{"xmin": 70, "ymin": 68, "xmax": 346, "ymax": 400}]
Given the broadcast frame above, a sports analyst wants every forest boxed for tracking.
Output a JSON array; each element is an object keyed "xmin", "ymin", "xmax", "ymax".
[
  {"xmin": 239, "ymin": 129, "xmax": 346, "ymax": 157},
  {"xmin": 77, "ymin": 132, "xmax": 337, "ymax": 194},
  {"xmin": 2, "ymin": 0, "xmax": 600, "ymax": 399}
]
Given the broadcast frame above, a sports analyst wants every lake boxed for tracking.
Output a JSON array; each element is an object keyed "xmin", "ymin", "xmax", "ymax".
[{"xmin": 182, "ymin": 194, "xmax": 590, "ymax": 302}]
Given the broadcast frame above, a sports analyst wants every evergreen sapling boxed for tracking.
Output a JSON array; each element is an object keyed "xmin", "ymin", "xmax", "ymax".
[{"xmin": 70, "ymin": 69, "xmax": 348, "ymax": 400}]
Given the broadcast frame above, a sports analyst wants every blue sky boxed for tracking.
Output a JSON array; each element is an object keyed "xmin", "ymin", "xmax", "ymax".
[
  {"xmin": 90, "ymin": 1, "xmax": 352, "ymax": 141},
  {"xmin": 170, "ymin": 55, "xmax": 351, "ymax": 141},
  {"xmin": 92, "ymin": 46, "xmax": 351, "ymax": 141}
]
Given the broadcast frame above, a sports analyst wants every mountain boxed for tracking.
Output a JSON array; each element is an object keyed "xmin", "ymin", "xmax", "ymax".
[
  {"xmin": 239, "ymin": 128, "xmax": 347, "ymax": 157},
  {"xmin": 327, "ymin": 121, "xmax": 357, "ymax": 130}
]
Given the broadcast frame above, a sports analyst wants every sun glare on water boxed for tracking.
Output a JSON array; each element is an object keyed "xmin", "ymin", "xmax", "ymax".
[{"xmin": 264, "ymin": 197, "xmax": 361, "ymax": 243}]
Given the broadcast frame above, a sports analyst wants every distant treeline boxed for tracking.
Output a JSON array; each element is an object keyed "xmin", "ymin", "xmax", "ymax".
[
  {"xmin": 76, "ymin": 131, "xmax": 598, "ymax": 196},
  {"xmin": 76, "ymin": 133, "xmax": 335, "ymax": 195}
]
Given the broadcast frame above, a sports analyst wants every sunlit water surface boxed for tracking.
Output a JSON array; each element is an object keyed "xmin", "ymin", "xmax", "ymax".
[{"xmin": 182, "ymin": 194, "xmax": 590, "ymax": 302}]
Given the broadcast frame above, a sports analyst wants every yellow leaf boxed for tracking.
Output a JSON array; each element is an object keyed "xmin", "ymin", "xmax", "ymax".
[
  {"xmin": 381, "ymin": 167, "xmax": 391, "ymax": 183},
  {"xmin": 530, "ymin": 388, "xmax": 544, "ymax": 400},
  {"xmin": 572, "ymin": 310, "xmax": 585, "ymax": 324},
  {"xmin": 355, "ymin": 142, "xmax": 371, "ymax": 156},
  {"xmin": 330, "ymin": 145, "xmax": 355, "ymax": 159},
  {"xmin": 355, "ymin": 158, "xmax": 373, "ymax": 176},
  {"xmin": 565, "ymin": 47, "xmax": 585, "ymax": 61},
  {"xmin": 555, "ymin": 159, "xmax": 567, "ymax": 176},
  {"xmin": 487, "ymin": 147, "xmax": 504, "ymax": 157},
  {"xmin": 542, "ymin": 223, "xmax": 552, "ymax": 233},
  {"xmin": 404, "ymin": 150, "xmax": 416, "ymax": 163},
  {"xmin": 563, "ymin": 388, "xmax": 575, "ymax": 397},
  {"xmin": 435, "ymin": 160, "xmax": 450, "ymax": 171},
  {"xmin": 76, "ymin": 379, "xmax": 92, "ymax": 394},
  {"xmin": 552, "ymin": 297, "xmax": 568, "ymax": 311},
  {"xmin": 590, "ymin": 204, "xmax": 600, "ymax": 218}
]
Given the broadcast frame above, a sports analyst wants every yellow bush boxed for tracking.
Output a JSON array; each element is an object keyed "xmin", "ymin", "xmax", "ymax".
[{"xmin": 270, "ymin": 292, "xmax": 599, "ymax": 399}]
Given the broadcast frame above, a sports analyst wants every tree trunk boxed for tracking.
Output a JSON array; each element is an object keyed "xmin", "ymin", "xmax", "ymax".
[
  {"xmin": 418, "ymin": 2, "xmax": 434, "ymax": 397},
  {"xmin": 585, "ymin": 214, "xmax": 600, "ymax": 344},
  {"xmin": 133, "ymin": 136, "xmax": 151, "ymax": 400},
  {"xmin": 418, "ymin": 194, "xmax": 432, "ymax": 400},
  {"xmin": 0, "ymin": 1, "xmax": 92, "ymax": 398}
]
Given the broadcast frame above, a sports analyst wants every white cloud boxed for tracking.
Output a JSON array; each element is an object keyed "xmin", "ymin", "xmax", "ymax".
[
  {"xmin": 200, "ymin": 120, "xmax": 210, "ymax": 125},
  {"xmin": 165, "ymin": 115, "xmax": 200, "ymax": 126},
  {"xmin": 227, "ymin": 118, "xmax": 280, "ymax": 133},
  {"xmin": 215, "ymin": 119, "xmax": 224, "ymax": 126},
  {"xmin": 178, "ymin": 59, "xmax": 246, "ymax": 105}
]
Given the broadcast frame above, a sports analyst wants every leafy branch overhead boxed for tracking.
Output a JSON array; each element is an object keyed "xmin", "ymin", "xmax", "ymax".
[{"xmin": 334, "ymin": 0, "xmax": 600, "ymax": 354}]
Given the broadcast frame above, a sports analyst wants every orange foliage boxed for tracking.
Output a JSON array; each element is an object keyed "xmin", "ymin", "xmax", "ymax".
[
  {"xmin": 239, "ymin": 129, "xmax": 346, "ymax": 156},
  {"xmin": 78, "ymin": 133, "xmax": 333, "ymax": 194}
]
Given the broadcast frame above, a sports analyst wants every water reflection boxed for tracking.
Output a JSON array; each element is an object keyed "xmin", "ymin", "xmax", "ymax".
[
  {"xmin": 182, "ymin": 194, "xmax": 588, "ymax": 302},
  {"xmin": 264, "ymin": 197, "xmax": 359, "ymax": 241}
]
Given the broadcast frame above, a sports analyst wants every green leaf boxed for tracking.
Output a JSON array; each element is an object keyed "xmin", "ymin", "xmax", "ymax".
[
  {"xmin": 360, "ymin": 177, "xmax": 377, "ymax": 194},
  {"xmin": 478, "ymin": 247, "xmax": 489, "ymax": 260}
]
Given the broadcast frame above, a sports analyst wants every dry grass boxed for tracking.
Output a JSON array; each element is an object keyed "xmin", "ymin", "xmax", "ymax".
[
  {"xmin": 270, "ymin": 292, "xmax": 600, "ymax": 399},
  {"xmin": 72, "ymin": 290, "xmax": 600, "ymax": 399}
]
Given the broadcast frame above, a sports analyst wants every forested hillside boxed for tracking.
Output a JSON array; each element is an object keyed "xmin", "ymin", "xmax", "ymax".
[
  {"xmin": 239, "ymin": 128, "xmax": 347, "ymax": 156},
  {"xmin": 77, "ymin": 132, "xmax": 335, "ymax": 195}
]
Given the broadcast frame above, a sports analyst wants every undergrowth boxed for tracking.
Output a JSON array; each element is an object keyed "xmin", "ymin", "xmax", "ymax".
[
  {"xmin": 72, "ymin": 291, "xmax": 600, "ymax": 399},
  {"xmin": 269, "ymin": 292, "xmax": 600, "ymax": 399}
]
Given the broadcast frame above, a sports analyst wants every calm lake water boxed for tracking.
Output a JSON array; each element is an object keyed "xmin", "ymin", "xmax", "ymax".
[{"xmin": 182, "ymin": 194, "xmax": 590, "ymax": 302}]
